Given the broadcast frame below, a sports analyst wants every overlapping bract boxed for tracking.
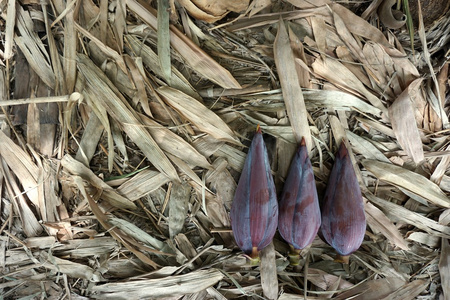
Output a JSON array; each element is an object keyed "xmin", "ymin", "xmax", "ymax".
[
  {"xmin": 231, "ymin": 132, "xmax": 366, "ymax": 263},
  {"xmin": 278, "ymin": 138, "xmax": 321, "ymax": 250},
  {"xmin": 230, "ymin": 127, "xmax": 278, "ymax": 259},
  {"xmin": 320, "ymin": 142, "xmax": 366, "ymax": 258}
]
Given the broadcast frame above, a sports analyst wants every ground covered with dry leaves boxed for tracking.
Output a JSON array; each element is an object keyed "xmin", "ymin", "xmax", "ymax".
[{"xmin": 1, "ymin": 0, "xmax": 450, "ymax": 299}]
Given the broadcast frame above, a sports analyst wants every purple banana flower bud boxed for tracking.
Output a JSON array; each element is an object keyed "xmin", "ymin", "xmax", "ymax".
[
  {"xmin": 320, "ymin": 142, "xmax": 366, "ymax": 263},
  {"xmin": 230, "ymin": 126, "xmax": 278, "ymax": 261},
  {"xmin": 278, "ymin": 138, "xmax": 321, "ymax": 264}
]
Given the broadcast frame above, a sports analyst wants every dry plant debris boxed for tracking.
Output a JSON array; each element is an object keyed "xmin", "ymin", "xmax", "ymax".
[{"xmin": 0, "ymin": 0, "xmax": 450, "ymax": 298}]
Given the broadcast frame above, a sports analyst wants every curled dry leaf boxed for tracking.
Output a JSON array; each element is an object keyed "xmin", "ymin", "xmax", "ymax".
[
  {"xmin": 177, "ymin": 0, "xmax": 250, "ymax": 23},
  {"xmin": 378, "ymin": 0, "xmax": 406, "ymax": 29}
]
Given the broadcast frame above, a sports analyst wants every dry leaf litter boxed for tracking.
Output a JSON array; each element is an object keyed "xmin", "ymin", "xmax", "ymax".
[{"xmin": 1, "ymin": 0, "xmax": 450, "ymax": 299}]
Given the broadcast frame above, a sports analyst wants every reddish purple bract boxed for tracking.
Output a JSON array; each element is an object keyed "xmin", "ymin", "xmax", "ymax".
[
  {"xmin": 320, "ymin": 142, "xmax": 366, "ymax": 262},
  {"xmin": 230, "ymin": 127, "xmax": 278, "ymax": 259},
  {"xmin": 278, "ymin": 138, "xmax": 321, "ymax": 251}
]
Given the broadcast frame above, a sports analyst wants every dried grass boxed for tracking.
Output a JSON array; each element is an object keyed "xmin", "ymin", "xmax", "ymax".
[{"xmin": 1, "ymin": 0, "xmax": 450, "ymax": 299}]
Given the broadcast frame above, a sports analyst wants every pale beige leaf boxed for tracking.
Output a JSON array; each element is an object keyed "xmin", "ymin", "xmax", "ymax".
[
  {"xmin": 407, "ymin": 232, "xmax": 439, "ymax": 248},
  {"xmin": 117, "ymin": 169, "xmax": 171, "ymax": 201},
  {"xmin": 312, "ymin": 57, "xmax": 387, "ymax": 115},
  {"xmin": 205, "ymin": 157, "xmax": 237, "ymax": 209},
  {"xmin": 215, "ymin": 144, "xmax": 246, "ymax": 172},
  {"xmin": 0, "ymin": 130, "xmax": 39, "ymax": 205},
  {"xmin": 4, "ymin": 0, "xmax": 15, "ymax": 60},
  {"xmin": 169, "ymin": 182, "xmax": 190, "ymax": 238},
  {"xmin": 168, "ymin": 154, "xmax": 208, "ymax": 190},
  {"xmin": 91, "ymin": 269, "xmax": 224, "ymax": 299},
  {"xmin": 330, "ymin": 3, "xmax": 392, "ymax": 50},
  {"xmin": 75, "ymin": 112, "xmax": 104, "ymax": 166},
  {"xmin": 260, "ymin": 242, "xmax": 278, "ymax": 300},
  {"xmin": 1, "ymin": 160, "xmax": 42, "ymax": 237},
  {"xmin": 364, "ymin": 200, "xmax": 409, "ymax": 250},
  {"xmin": 366, "ymin": 193, "xmax": 450, "ymax": 238},
  {"xmin": 107, "ymin": 217, "xmax": 170, "ymax": 252},
  {"xmin": 362, "ymin": 42, "xmax": 400, "ymax": 97},
  {"xmin": 63, "ymin": 3, "xmax": 77, "ymax": 92},
  {"xmin": 40, "ymin": 251, "xmax": 102, "ymax": 281},
  {"xmin": 126, "ymin": 0, "xmax": 241, "ymax": 89},
  {"xmin": 157, "ymin": 0, "xmax": 171, "ymax": 82},
  {"xmin": 274, "ymin": 20, "xmax": 312, "ymax": 151},
  {"xmin": 140, "ymin": 114, "xmax": 211, "ymax": 169},
  {"xmin": 380, "ymin": 279, "xmax": 428, "ymax": 300},
  {"xmin": 157, "ymin": 86, "xmax": 241, "ymax": 145},
  {"xmin": 74, "ymin": 176, "xmax": 160, "ymax": 268},
  {"xmin": 308, "ymin": 268, "xmax": 353, "ymax": 291},
  {"xmin": 356, "ymin": 116, "xmax": 396, "ymax": 138},
  {"xmin": 51, "ymin": 237, "xmax": 118, "ymax": 257},
  {"xmin": 74, "ymin": 23, "xmax": 127, "ymax": 73},
  {"xmin": 15, "ymin": 36, "xmax": 55, "ymax": 89},
  {"xmin": 363, "ymin": 159, "xmax": 449, "ymax": 207},
  {"xmin": 334, "ymin": 277, "xmax": 406, "ymax": 300},
  {"xmin": 248, "ymin": 0, "xmax": 271, "ymax": 17},
  {"xmin": 286, "ymin": 0, "xmax": 330, "ymax": 9},
  {"xmin": 77, "ymin": 54, "xmax": 179, "ymax": 181},
  {"xmin": 303, "ymin": 89, "xmax": 382, "ymax": 117},
  {"xmin": 61, "ymin": 155, "xmax": 137, "ymax": 210},
  {"xmin": 126, "ymin": 34, "xmax": 200, "ymax": 100},
  {"xmin": 347, "ymin": 131, "xmax": 390, "ymax": 163},
  {"xmin": 177, "ymin": 0, "xmax": 226, "ymax": 23},
  {"xmin": 389, "ymin": 79, "xmax": 425, "ymax": 164},
  {"xmin": 440, "ymin": 238, "xmax": 450, "ymax": 299}
]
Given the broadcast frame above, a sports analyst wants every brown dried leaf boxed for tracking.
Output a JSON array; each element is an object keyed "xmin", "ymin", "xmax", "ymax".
[
  {"xmin": 363, "ymin": 159, "xmax": 450, "ymax": 208},
  {"xmin": 388, "ymin": 79, "xmax": 425, "ymax": 164},
  {"xmin": 0, "ymin": 159, "xmax": 42, "ymax": 237},
  {"xmin": 366, "ymin": 193, "xmax": 450, "ymax": 238},
  {"xmin": 126, "ymin": 0, "xmax": 241, "ymax": 89},
  {"xmin": 40, "ymin": 251, "xmax": 102, "ymax": 281},
  {"xmin": 157, "ymin": 86, "xmax": 241, "ymax": 145},
  {"xmin": 15, "ymin": 7, "xmax": 55, "ymax": 89},
  {"xmin": 74, "ymin": 176, "xmax": 160, "ymax": 268},
  {"xmin": 312, "ymin": 57, "xmax": 387, "ymax": 115},
  {"xmin": 4, "ymin": 0, "xmax": 15, "ymax": 60},
  {"xmin": 380, "ymin": 279, "xmax": 428, "ymax": 300},
  {"xmin": 75, "ymin": 112, "xmax": 104, "ymax": 166},
  {"xmin": 61, "ymin": 155, "xmax": 137, "ymax": 210},
  {"xmin": 126, "ymin": 34, "xmax": 200, "ymax": 100},
  {"xmin": 169, "ymin": 182, "xmax": 190, "ymax": 238},
  {"xmin": 335, "ymin": 277, "xmax": 406, "ymax": 300},
  {"xmin": 260, "ymin": 242, "xmax": 278, "ymax": 300},
  {"xmin": 440, "ymin": 238, "xmax": 450, "ymax": 299},
  {"xmin": 91, "ymin": 269, "xmax": 224, "ymax": 298},
  {"xmin": 364, "ymin": 200, "xmax": 409, "ymax": 250},
  {"xmin": 140, "ymin": 114, "xmax": 211, "ymax": 169},
  {"xmin": 177, "ymin": 0, "xmax": 226, "ymax": 23},
  {"xmin": 274, "ymin": 20, "xmax": 312, "ymax": 151},
  {"xmin": 0, "ymin": 130, "xmax": 39, "ymax": 205},
  {"xmin": 330, "ymin": 3, "xmax": 392, "ymax": 50},
  {"xmin": 77, "ymin": 54, "xmax": 179, "ymax": 181}
]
